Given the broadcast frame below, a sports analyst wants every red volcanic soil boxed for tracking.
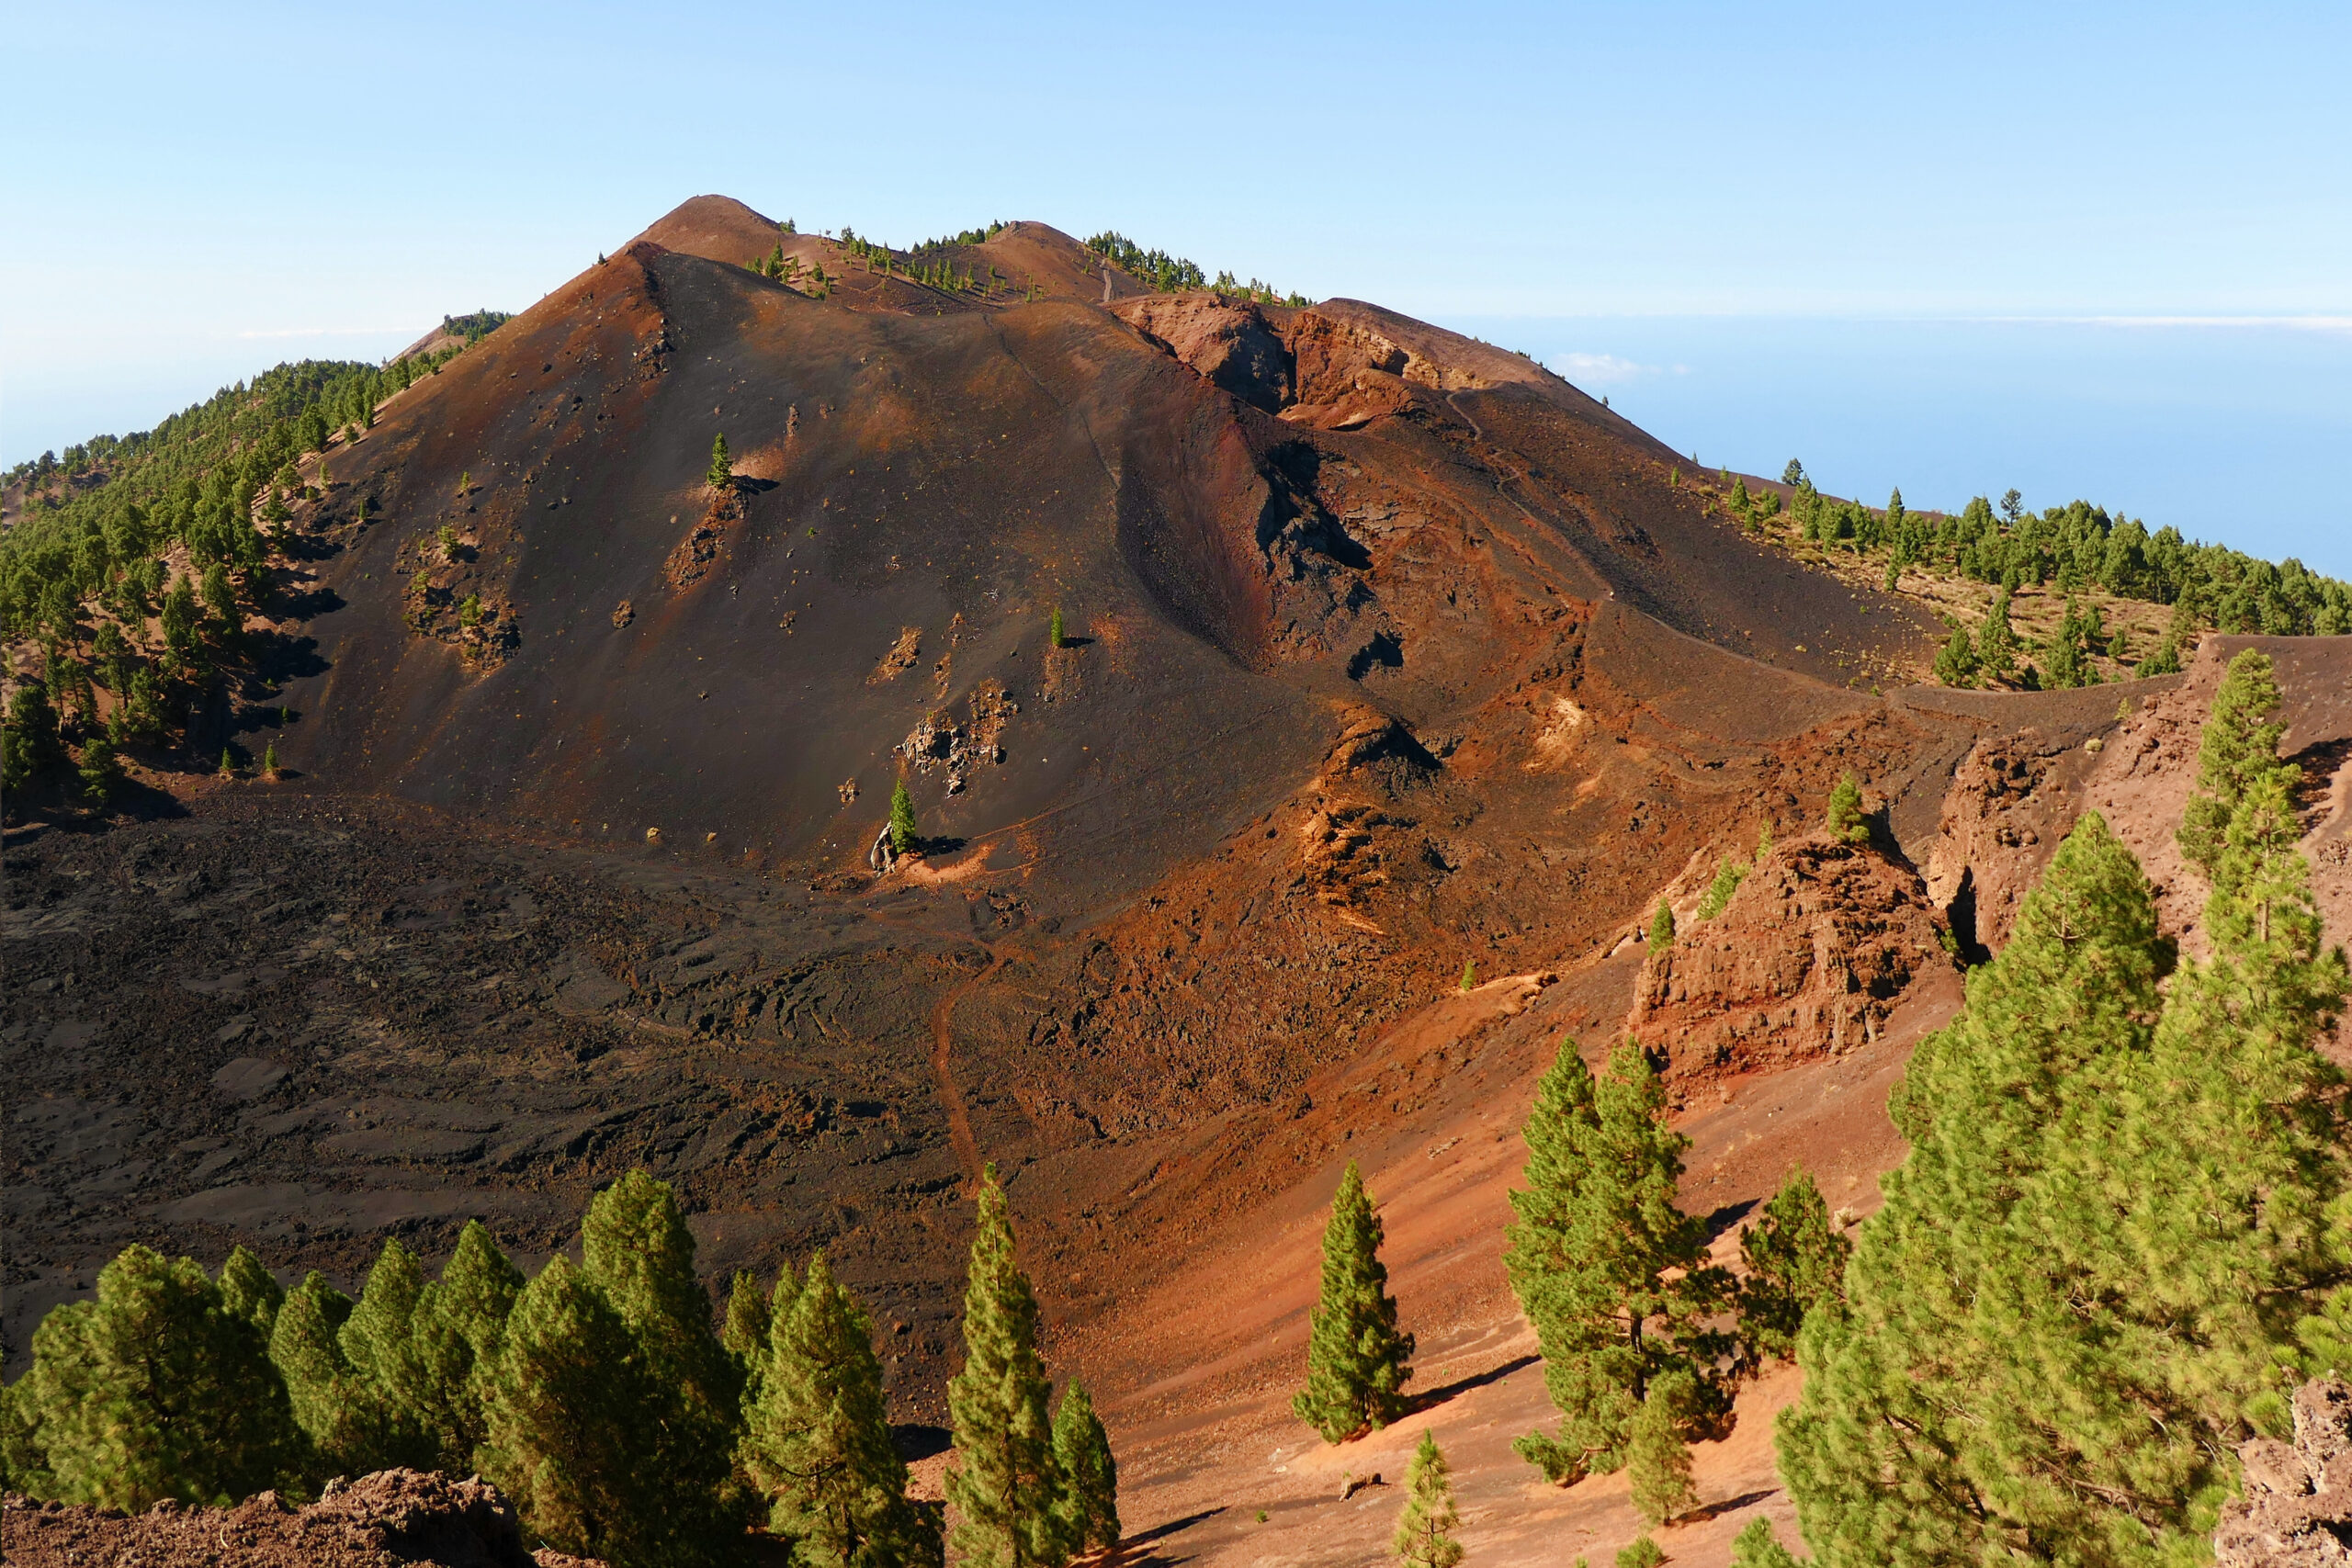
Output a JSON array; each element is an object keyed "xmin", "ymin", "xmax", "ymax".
[
  {"xmin": 1055, "ymin": 954, "xmax": 1956, "ymax": 1568},
  {"xmin": 9, "ymin": 194, "xmax": 2352, "ymax": 1565},
  {"xmin": 3, "ymin": 1467, "xmax": 632, "ymax": 1568}
]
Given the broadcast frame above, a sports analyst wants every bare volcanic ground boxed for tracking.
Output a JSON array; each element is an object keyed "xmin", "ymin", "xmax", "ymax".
[
  {"xmin": 1, "ymin": 792, "xmax": 987, "ymax": 1406},
  {"xmin": 262, "ymin": 195, "xmax": 1944, "ymax": 894},
  {"xmin": 1062, "ymin": 958, "xmax": 1956, "ymax": 1568}
]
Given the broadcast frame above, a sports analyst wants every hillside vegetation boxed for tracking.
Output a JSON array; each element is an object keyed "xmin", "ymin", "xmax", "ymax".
[
  {"xmin": 1691, "ymin": 461, "xmax": 2351, "ymax": 690},
  {"xmin": 0, "ymin": 331, "xmax": 492, "ymax": 795}
]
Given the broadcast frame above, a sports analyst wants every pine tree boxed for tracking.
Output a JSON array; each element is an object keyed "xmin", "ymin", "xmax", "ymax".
[
  {"xmin": 1778, "ymin": 814, "xmax": 2187, "ymax": 1564},
  {"xmin": 578, "ymin": 1170, "xmax": 741, "ymax": 1549},
  {"xmin": 1292, "ymin": 1161, "xmax": 1416, "ymax": 1443},
  {"xmin": 1731, "ymin": 1517, "xmax": 1803, "ymax": 1568},
  {"xmin": 2177, "ymin": 648, "xmax": 2290, "ymax": 883},
  {"xmin": 889, "ymin": 781, "xmax": 919, "ymax": 855},
  {"xmin": 1049, "ymin": 606, "xmax": 1066, "ymax": 648},
  {"xmin": 337, "ymin": 1237, "xmax": 437, "ymax": 1472},
  {"xmin": 2, "ymin": 1374, "xmax": 51, "ymax": 1495},
  {"xmin": 1617, "ymin": 1537, "xmax": 1665, "ymax": 1568},
  {"xmin": 1460, "ymin": 959, "xmax": 1476, "ymax": 992},
  {"xmin": 469, "ymin": 1176, "xmax": 746, "ymax": 1567},
  {"xmin": 2043, "ymin": 600, "xmax": 2089, "ymax": 688},
  {"xmin": 216, "ymin": 1247, "xmax": 282, "ymax": 1336},
  {"xmin": 3, "ymin": 681, "xmax": 62, "ymax": 791},
  {"xmin": 721, "ymin": 1267, "xmax": 774, "ymax": 1401},
  {"xmin": 1625, "ymin": 1371, "xmax": 1697, "ymax": 1526},
  {"xmin": 2135, "ymin": 637, "xmax": 2184, "ymax": 678},
  {"xmin": 1051, "ymin": 1380, "xmax": 1119, "ymax": 1555},
  {"xmin": 1737, "ymin": 1169, "xmax": 1849, "ymax": 1364},
  {"xmin": 1932, "ymin": 626, "xmax": 1979, "ymax": 687},
  {"xmin": 1783, "ymin": 765, "xmax": 2346, "ymax": 1566},
  {"xmin": 1696, "ymin": 852, "xmax": 1749, "ymax": 919},
  {"xmin": 261, "ymin": 739, "xmax": 278, "ymax": 779},
  {"xmin": 2093, "ymin": 766, "xmax": 2346, "ymax": 1433},
  {"xmin": 482, "ymin": 1255, "xmax": 684, "ymax": 1567},
  {"xmin": 1838, "ymin": 661, "xmax": 2340, "ymax": 1565},
  {"xmin": 948, "ymin": 1164, "xmax": 1068, "ymax": 1568},
  {"xmin": 1647, "ymin": 903, "xmax": 1674, "ymax": 950},
  {"xmin": 200, "ymin": 561, "xmax": 239, "ymax": 633},
  {"xmin": 1507, "ymin": 1040, "xmax": 1731, "ymax": 1484},
  {"xmin": 77, "ymin": 733, "xmax": 121, "ymax": 803},
  {"xmin": 92, "ymin": 620, "xmax": 131, "ymax": 693},
  {"xmin": 1975, "ymin": 589, "xmax": 2017, "ymax": 680},
  {"xmin": 407, "ymin": 1220, "xmax": 523, "ymax": 1475},
  {"xmin": 1823, "ymin": 774, "xmax": 1868, "ymax": 843},
  {"xmin": 20, "ymin": 1245, "xmax": 298, "ymax": 1508},
  {"xmin": 1391, "ymin": 1429, "xmax": 1463, "ymax": 1568},
  {"xmin": 269, "ymin": 1271, "xmax": 368, "ymax": 1482},
  {"xmin": 741, "ymin": 1251, "xmax": 938, "ymax": 1568},
  {"xmin": 707, "ymin": 434, "xmax": 733, "ymax": 491}
]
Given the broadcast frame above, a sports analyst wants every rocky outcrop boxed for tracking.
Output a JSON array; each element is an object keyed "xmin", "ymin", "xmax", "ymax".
[
  {"xmin": 1110, "ymin": 295, "xmax": 1505, "ymax": 429},
  {"xmin": 1290, "ymin": 708, "xmax": 1448, "ymax": 913},
  {"xmin": 1628, "ymin": 835, "xmax": 1954, "ymax": 1077},
  {"xmin": 867, "ymin": 626, "xmax": 922, "ymax": 684},
  {"xmin": 664, "ymin": 488, "xmax": 746, "ymax": 592},
  {"xmin": 1323, "ymin": 705, "xmax": 1440, "ymax": 781},
  {"xmin": 0, "ymin": 1470, "xmax": 589, "ymax": 1568},
  {"xmin": 1114, "ymin": 295, "xmax": 1294, "ymax": 413},
  {"xmin": 897, "ymin": 680, "xmax": 1018, "ymax": 794},
  {"xmin": 1921, "ymin": 638, "xmax": 2352, "ymax": 968},
  {"xmin": 2215, "ymin": 1378, "xmax": 2352, "ymax": 1566},
  {"xmin": 401, "ymin": 539, "xmax": 522, "ymax": 672},
  {"xmin": 1921, "ymin": 734, "xmax": 2080, "ymax": 957}
]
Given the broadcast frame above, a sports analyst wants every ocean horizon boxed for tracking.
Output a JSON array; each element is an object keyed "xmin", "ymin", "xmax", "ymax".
[{"xmin": 1444, "ymin": 312, "xmax": 2352, "ymax": 580}]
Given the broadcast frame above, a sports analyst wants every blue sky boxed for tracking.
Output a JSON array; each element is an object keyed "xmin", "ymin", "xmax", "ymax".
[{"xmin": 5, "ymin": 2, "xmax": 2346, "ymax": 567}]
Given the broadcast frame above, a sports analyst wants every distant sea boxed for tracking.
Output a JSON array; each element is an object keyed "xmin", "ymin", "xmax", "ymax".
[{"xmin": 1444, "ymin": 315, "xmax": 2352, "ymax": 581}]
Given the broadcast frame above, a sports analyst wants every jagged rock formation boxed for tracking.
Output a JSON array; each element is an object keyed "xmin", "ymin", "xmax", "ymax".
[
  {"xmin": 897, "ymin": 680, "xmax": 1017, "ymax": 794},
  {"xmin": 1921, "ymin": 732, "xmax": 2086, "ymax": 955},
  {"xmin": 1917, "ymin": 637, "xmax": 2352, "ymax": 965},
  {"xmin": 0, "ymin": 1470, "xmax": 594, "ymax": 1568},
  {"xmin": 2216, "ymin": 1378, "xmax": 2352, "ymax": 1566},
  {"xmin": 1627, "ymin": 835, "xmax": 1955, "ymax": 1077},
  {"xmin": 1113, "ymin": 294, "xmax": 1295, "ymax": 413}
]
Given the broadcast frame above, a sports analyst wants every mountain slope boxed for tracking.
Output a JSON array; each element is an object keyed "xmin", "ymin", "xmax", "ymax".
[
  {"xmin": 35, "ymin": 197, "xmax": 2346, "ymax": 1501},
  {"xmin": 276, "ymin": 201, "xmax": 1943, "ymax": 889},
  {"xmin": 7, "ymin": 197, "xmax": 1982, "ymax": 1409}
]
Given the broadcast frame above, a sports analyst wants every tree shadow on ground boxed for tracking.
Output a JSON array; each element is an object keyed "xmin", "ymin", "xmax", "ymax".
[
  {"xmin": 1112, "ymin": 1506, "xmax": 1225, "ymax": 1567},
  {"xmin": 890, "ymin": 1422, "xmax": 951, "ymax": 1462},
  {"xmin": 1410, "ymin": 1353, "xmax": 1541, "ymax": 1414},
  {"xmin": 1676, "ymin": 1488, "xmax": 1779, "ymax": 1525}
]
